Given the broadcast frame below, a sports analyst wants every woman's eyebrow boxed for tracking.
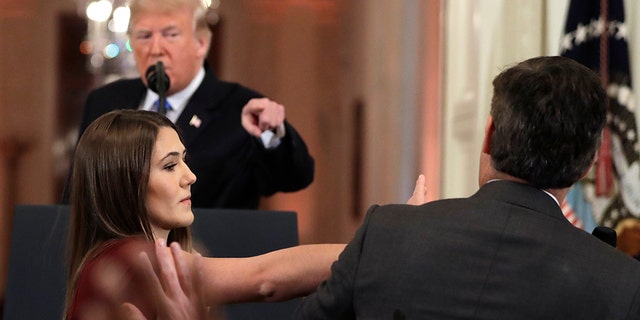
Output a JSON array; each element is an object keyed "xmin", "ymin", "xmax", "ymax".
[
  {"xmin": 160, "ymin": 151, "xmax": 181, "ymax": 162},
  {"xmin": 159, "ymin": 149, "xmax": 187, "ymax": 162}
]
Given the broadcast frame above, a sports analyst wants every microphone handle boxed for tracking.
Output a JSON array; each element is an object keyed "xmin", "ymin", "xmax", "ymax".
[{"xmin": 156, "ymin": 61, "xmax": 168, "ymax": 115}]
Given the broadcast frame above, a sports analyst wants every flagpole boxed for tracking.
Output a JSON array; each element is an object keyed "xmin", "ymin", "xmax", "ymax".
[{"xmin": 595, "ymin": 0, "xmax": 613, "ymax": 196}]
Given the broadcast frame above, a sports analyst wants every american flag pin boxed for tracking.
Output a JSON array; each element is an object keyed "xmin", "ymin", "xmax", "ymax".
[{"xmin": 189, "ymin": 115, "xmax": 202, "ymax": 128}]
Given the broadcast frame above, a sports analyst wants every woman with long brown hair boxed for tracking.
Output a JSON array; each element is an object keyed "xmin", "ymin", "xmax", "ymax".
[{"xmin": 64, "ymin": 110, "xmax": 345, "ymax": 319}]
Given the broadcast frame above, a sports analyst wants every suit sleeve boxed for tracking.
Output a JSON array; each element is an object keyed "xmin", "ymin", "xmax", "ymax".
[
  {"xmin": 294, "ymin": 205, "xmax": 379, "ymax": 320},
  {"xmin": 61, "ymin": 88, "xmax": 116, "ymax": 204},
  {"xmin": 253, "ymin": 119, "xmax": 314, "ymax": 195},
  {"xmin": 77, "ymin": 90, "xmax": 97, "ymax": 139}
]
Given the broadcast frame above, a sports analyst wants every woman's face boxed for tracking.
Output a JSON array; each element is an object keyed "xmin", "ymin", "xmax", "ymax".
[{"xmin": 146, "ymin": 127, "xmax": 197, "ymax": 238}]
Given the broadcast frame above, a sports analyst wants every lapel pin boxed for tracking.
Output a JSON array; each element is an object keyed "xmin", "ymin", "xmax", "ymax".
[{"xmin": 189, "ymin": 115, "xmax": 202, "ymax": 128}]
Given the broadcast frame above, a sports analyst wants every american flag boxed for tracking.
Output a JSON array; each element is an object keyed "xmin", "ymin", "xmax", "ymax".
[{"xmin": 560, "ymin": 0, "xmax": 640, "ymax": 230}]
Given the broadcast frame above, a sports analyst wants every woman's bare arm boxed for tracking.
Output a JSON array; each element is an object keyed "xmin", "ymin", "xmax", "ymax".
[
  {"xmin": 195, "ymin": 174, "xmax": 424, "ymax": 304},
  {"xmin": 199, "ymin": 243, "xmax": 345, "ymax": 304}
]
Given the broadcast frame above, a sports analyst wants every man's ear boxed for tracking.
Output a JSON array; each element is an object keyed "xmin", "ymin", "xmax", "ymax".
[
  {"xmin": 195, "ymin": 34, "xmax": 211, "ymax": 59},
  {"xmin": 580, "ymin": 152, "xmax": 598, "ymax": 180},
  {"xmin": 481, "ymin": 116, "xmax": 495, "ymax": 155}
]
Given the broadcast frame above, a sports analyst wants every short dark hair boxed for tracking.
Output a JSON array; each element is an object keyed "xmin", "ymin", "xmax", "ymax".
[{"xmin": 489, "ymin": 56, "xmax": 606, "ymax": 189}]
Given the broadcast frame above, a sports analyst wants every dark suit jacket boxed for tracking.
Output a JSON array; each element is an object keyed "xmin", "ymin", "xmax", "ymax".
[
  {"xmin": 70, "ymin": 64, "xmax": 314, "ymax": 209},
  {"xmin": 295, "ymin": 181, "xmax": 640, "ymax": 319}
]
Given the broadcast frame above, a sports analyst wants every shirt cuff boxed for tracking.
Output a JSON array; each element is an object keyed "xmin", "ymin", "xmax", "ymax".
[{"xmin": 260, "ymin": 123, "xmax": 286, "ymax": 149}]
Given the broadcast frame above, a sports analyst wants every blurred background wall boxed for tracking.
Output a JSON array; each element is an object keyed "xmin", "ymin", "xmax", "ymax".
[{"xmin": 1, "ymin": 0, "xmax": 639, "ymax": 311}]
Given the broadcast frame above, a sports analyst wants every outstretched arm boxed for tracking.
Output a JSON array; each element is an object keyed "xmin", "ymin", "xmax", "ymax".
[
  {"xmin": 200, "ymin": 243, "xmax": 345, "ymax": 304},
  {"xmin": 197, "ymin": 174, "xmax": 425, "ymax": 304}
]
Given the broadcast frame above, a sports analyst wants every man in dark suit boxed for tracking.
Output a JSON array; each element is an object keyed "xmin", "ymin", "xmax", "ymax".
[
  {"xmin": 66, "ymin": 0, "xmax": 314, "ymax": 209},
  {"xmin": 295, "ymin": 56, "xmax": 640, "ymax": 319}
]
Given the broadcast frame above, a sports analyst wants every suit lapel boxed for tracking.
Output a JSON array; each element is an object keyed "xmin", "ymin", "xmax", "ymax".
[
  {"xmin": 80, "ymin": 79, "xmax": 147, "ymax": 135},
  {"xmin": 175, "ymin": 69, "xmax": 232, "ymax": 147},
  {"xmin": 116, "ymin": 80, "xmax": 146, "ymax": 110}
]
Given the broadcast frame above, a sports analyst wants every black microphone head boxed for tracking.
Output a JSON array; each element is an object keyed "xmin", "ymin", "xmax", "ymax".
[
  {"xmin": 145, "ymin": 61, "xmax": 170, "ymax": 95},
  {"xmin": 592, "ymin": 226, "xmax": 617, "ymax": 248}
]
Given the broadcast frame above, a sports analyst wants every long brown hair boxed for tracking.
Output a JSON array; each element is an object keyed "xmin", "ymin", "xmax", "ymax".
[{"xmin": 64, "ymin": 110, "xmax": 193, "ymax": 317}]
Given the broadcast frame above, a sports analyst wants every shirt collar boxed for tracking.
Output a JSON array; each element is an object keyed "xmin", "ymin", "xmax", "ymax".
[
  {"xmin": 485, "ymin": 179, "xmax": 559, "ymax": 206},
  {"xmin": 142, "ymin": 67, "xmax": 206, "ymax": 118}
]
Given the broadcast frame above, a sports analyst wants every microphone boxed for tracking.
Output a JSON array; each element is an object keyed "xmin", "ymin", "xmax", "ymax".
[
  {"xmin": 145, "ymin": 61, "xmax": 171, "ymax": 115},
  {"xmin": 592, "ymin": 226, "xmax": 617, "ymax": 248}
]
